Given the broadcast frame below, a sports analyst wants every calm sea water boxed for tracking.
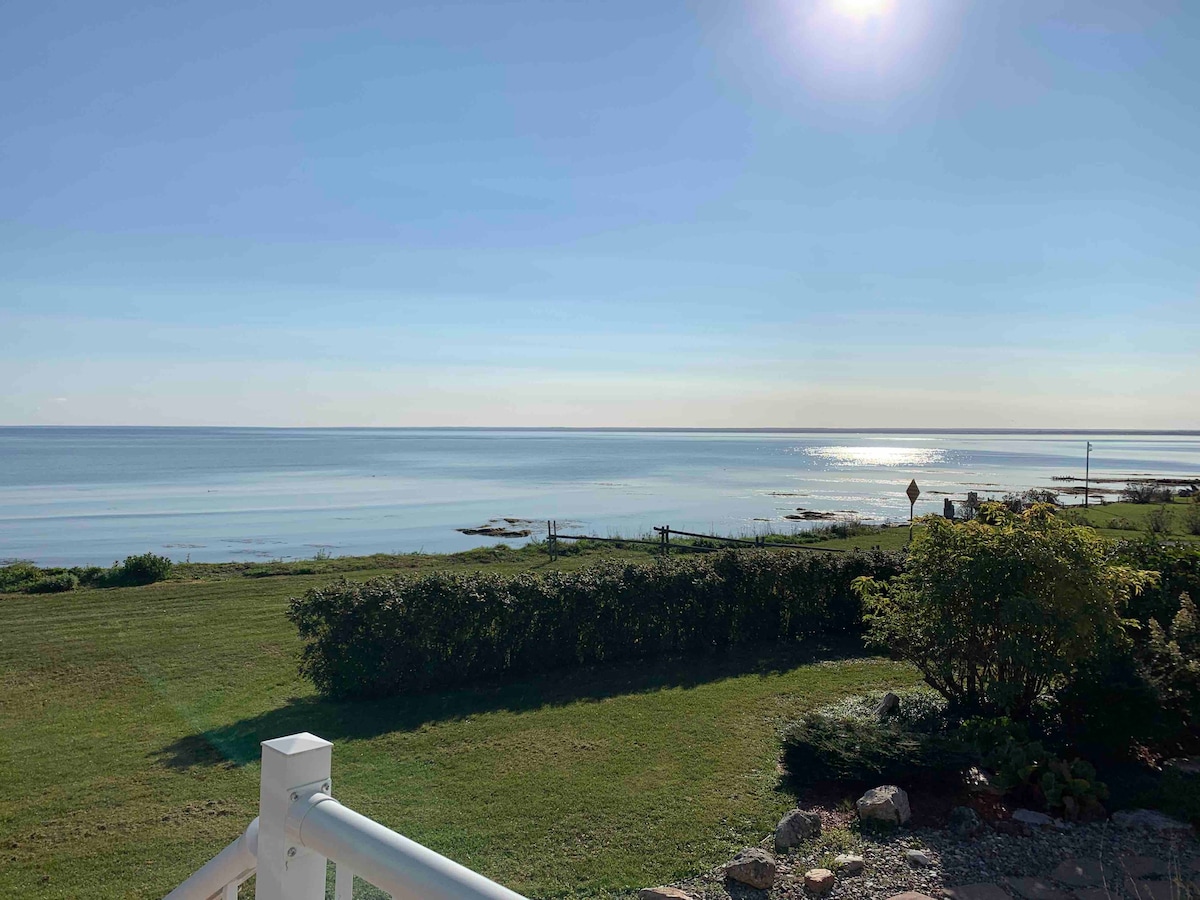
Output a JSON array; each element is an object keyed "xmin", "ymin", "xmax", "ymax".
[{"xmin": 2, "ymin": 428, "xmax": 1199, "ymax": 566}]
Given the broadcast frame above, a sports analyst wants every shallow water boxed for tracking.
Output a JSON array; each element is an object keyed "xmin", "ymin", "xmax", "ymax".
[{"xmin": 2, "ymin": 428, "xmax": 1198, "ymax": 566}]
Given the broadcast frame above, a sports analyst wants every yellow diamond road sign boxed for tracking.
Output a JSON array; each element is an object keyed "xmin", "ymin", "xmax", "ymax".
[{"xmin": 907, "ymin": 480, "xmax": 921, "ymax": 504}]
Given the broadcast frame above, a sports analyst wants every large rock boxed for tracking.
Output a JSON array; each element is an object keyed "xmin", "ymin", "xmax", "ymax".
[
  {"xmin": 1122, "ymin": 880, "xmax": 1179, "ymax": 900},
  {"xmin": 856, "ymin": 785, "xmax": 911, "ymax": 825},
  {"xmin": 1011, "ymin": 808, "xmax": 1054, "ymax": 828},
  {"xmin": 1119, "ymin": 856, "xmax": 1167, "ymax": 879},
  {"xmin": 775, "ymin": 808, "xmax": 822, "ymax": 851},
  {"xmin": 873, "ymin": 692, "xmax": 900, "ymax": 719},
  {"xmin": 639, "ymin": 889, "xmax": 692, "ymax": 900},
  {"xmin": 804, "ymin": 868, "xmax": 835, "ymax": 894},
  {"xmin": 1006, "ymin": 877, "xmax": 1072, "ymax": 900},
  {"xmin": 724, "ymin": 848, "xmax": 777, "ymax": 890},
  {"xmin": 1050, "ymin": 858, "xmax": 1105, "ymax": 887},
  {"xmin": 832, "ymin": 854, "xmax": 864, "ymax": 874},
  {"xmin": 905, "ymin": 849, "xmax": 932, "ymax": 867},
  {"xmin": 1111, "ymin": 809, "xmax": 1193, "ymax": 833},
  {"xmin": 943, "ymin": 885, "xmax": 1010, "ymax": 900},
  {"xmin": 948, "ymin": 806, "xmax": 985, "ymax": 839}
]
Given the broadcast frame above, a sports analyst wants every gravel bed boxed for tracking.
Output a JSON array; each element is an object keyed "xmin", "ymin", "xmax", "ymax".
[{"xmin": 668, "ymin": 822, "xmax": 1200, "ymax": 900}]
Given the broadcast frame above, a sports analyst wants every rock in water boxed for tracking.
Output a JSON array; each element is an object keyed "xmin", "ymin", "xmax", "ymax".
[
  {"xmin": 724, "ymin": 848, "xmax": 777, "ymax": 890},
  {"xmin": 857, "ymin": 785, "xmax": 911, "ymax": 825},
  {"xmin": 948, "ymin": 806, "xmax": 985, "ymax": 839},
  {"xmin": 804, "ymin": 868, "xmax": 835, "ymax": 894},
  {"xmin": 775, "ymin": 808, "xmax": 822, "ymax": 851}
]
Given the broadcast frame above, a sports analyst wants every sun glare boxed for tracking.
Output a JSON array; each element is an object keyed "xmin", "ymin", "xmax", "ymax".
[{"xmin": 836, "ymin": 0, "xmax": 893, "ymax": 22}]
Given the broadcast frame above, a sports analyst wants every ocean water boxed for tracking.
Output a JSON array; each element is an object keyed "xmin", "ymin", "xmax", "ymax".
[{"xmin": 2, "ymin": 428, "xmax": 1198, "ymax": 566}]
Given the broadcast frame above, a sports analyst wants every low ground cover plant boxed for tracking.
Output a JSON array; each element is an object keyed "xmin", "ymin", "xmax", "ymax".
[{"xmin": 288, "ymin": 548, "xmax": 903, "ymax": 698}]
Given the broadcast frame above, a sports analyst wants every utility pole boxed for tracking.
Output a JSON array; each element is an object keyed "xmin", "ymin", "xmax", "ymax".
[{"xmin": 1084, "ymin": 441, "xmax": 1092, "ymax": 508}]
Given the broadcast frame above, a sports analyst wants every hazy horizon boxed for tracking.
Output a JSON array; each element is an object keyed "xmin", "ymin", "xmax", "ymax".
[{"xmin": 3, "ymin": 1, "xmax": 1197, "ymax": 429}]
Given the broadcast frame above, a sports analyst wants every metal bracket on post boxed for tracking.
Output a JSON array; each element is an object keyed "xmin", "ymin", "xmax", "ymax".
[{"xmin": 256, "ymin": 733, "xmax": 333, "ymax": 900}]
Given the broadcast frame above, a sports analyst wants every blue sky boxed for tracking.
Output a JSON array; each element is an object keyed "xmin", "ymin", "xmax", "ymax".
[{"xmin": 2, "ymin": 0, "xmax": 1197, "ymax": 427}]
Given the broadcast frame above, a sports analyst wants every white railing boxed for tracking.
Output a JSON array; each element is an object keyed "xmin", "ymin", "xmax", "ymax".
[{"xmin": 165, "ymin": 733, "xmax": 530, "ymax": 900}]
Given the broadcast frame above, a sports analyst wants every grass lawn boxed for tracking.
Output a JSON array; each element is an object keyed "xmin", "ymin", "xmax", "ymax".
[
  {"xmin": 1064, "ymin": 497, "xmax": 1200, "ymax": 544},
  {"xmin": 0, "ymin": 546, "xmax": 917, "ymax": 900}
]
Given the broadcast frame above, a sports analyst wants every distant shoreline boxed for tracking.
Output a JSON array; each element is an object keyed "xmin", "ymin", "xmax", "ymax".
[{"xmin": 3, "ymin": 425, "xmax": 1199, "ymax": 435}]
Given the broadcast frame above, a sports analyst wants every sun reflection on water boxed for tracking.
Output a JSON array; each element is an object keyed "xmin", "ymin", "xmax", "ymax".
[{"xmin": 802, "ymin": 446, "xmax": 947, "ymax": 467}]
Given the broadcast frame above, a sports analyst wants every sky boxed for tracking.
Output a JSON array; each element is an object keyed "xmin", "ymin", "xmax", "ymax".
[{"xmin": 1, "ymin": 0, "xmax": 1197, "ymax": 428}]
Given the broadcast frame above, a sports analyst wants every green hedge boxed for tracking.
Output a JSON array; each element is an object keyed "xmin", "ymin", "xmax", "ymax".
[{"xmin": 287, "ymin": 549, "xmax": 903, "ymax": 698}]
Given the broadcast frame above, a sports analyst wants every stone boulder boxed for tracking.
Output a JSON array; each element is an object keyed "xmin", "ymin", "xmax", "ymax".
[
  {"xmin": 856, "ymin": 785, "xmax": 911, "ymax": 825},
  {"xmin": 905, "ymin": 849, "xmax": 932, "ymax": 867},
  {"xmin": 1011, "ymin": 809, "xmax": 1054, "ymax": 828},
  {"xmin": 775, "ymin": 808, "xmax": 822, "ymax": 851},
  {"xmin": 724, "ymin": 848, "xmax": 777, "ymax": 890},
  {"xmin": 1111, "ymin": 809, "xmax": 1194, "ymax": 833},
  {"xmin": 948, "ymin": 806, "xmax": 985, "ymax": 839},
  {"xmin": 804, "ymin": 868, "xmax": 835, "ymax": 894},
  {"xmin": 832, "ymin": 854, "xmax": 864, "ymax": 874},
  {"xmin": 873, "ymin": 692, "xmax": 900, "ymax": 719},
  {"xmin": 639, "ymin": 889, "xmax": 692, "ymax": 900}
]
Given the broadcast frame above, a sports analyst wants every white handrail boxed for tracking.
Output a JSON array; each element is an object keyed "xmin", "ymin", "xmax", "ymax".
[
  {"xmin": 163, "ymin": 817, "xmax": 258, "ymax": 900},
  {"xmin": 163, "ymin": 733, "xmax": 532, "ymax": 900},
  {"xmin": 293, "ymin": 794, "xmax": 527, "ymax": 900}
]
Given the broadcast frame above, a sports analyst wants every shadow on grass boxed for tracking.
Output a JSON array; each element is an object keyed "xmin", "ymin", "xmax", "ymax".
[{"xmin": 156, "ymin": 639, "xmax": 872, "ymax": 769}]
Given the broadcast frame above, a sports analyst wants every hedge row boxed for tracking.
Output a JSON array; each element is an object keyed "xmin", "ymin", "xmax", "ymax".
[{"xmin": 287, "ymin": 548, "xmax": 904, "ymax": 698}]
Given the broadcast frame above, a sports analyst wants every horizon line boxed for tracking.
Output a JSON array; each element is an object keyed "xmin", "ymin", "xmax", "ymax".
[{"xmin": 3, "ymin": 425, "xmax": 1200, "ymax": 436}]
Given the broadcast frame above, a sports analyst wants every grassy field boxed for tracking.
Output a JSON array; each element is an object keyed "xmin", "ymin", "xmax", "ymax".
[
  {"xmin": 1064, "ymin": 496, "xmax": 1200, "ymax": 544},
  {"xmin": 4, "ymin": 504, "xmax": 1184, "ymax": 898},
  {"xmin": 0, "ymin": 541, "xmax": 917, "ymax": 900}
]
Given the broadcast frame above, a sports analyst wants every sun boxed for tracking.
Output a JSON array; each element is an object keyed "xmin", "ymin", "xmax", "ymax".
[{"xmin": 835, "ymin": 0, "xmax": 893, "ymax": 22}]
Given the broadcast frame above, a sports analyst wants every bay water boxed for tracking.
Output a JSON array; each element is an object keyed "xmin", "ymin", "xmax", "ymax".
[{"xmin": 2, "ymin": 427, "xmax": 1198, "ymax": 566}]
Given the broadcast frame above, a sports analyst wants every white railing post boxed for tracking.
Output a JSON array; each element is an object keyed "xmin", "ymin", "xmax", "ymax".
[{"xmin": 255, "ymin": 733, "xmax": 333, "ymax": 900}]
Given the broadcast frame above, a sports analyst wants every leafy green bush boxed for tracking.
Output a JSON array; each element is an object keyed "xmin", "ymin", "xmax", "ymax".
[
  {"xmin": 1106, "ymin": 516, "xmax": 1136, "ymax": 531},
  {"xmin": 1122, "ymin": 482, "xmax": 1174, "ymax": 504},
  {"xmin": 853, "ymin": 504, "xmax": 1156, "ymax": 719},
  {"xmin": 109, "ymin": 552, "xmax": 173, "ymax": 586},
  {"xmin": 0, "ymin": 562, "xmax": 42, "ymax": 593},
  {"xmin": 25, "ymin": 572, "xmax": 79, "ymax": 594},
  {"xmin": 1145, "ymin": 505, "xmax": 1173, "ymax": 535},
  {"xmin": 288, "ymin": 549, "xmax": 902, "ymax": 698},
  {"xmin": 1116, "ymin": 542, "xmax": 1200, "ymax": 630},
  {"xmin": 1142, "ymin": 593, "xmax": 1200, "ymax": 748},
  {"xmin": 1184, "ymin": 504, "xmax": 1200, "ymax": 536}
]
